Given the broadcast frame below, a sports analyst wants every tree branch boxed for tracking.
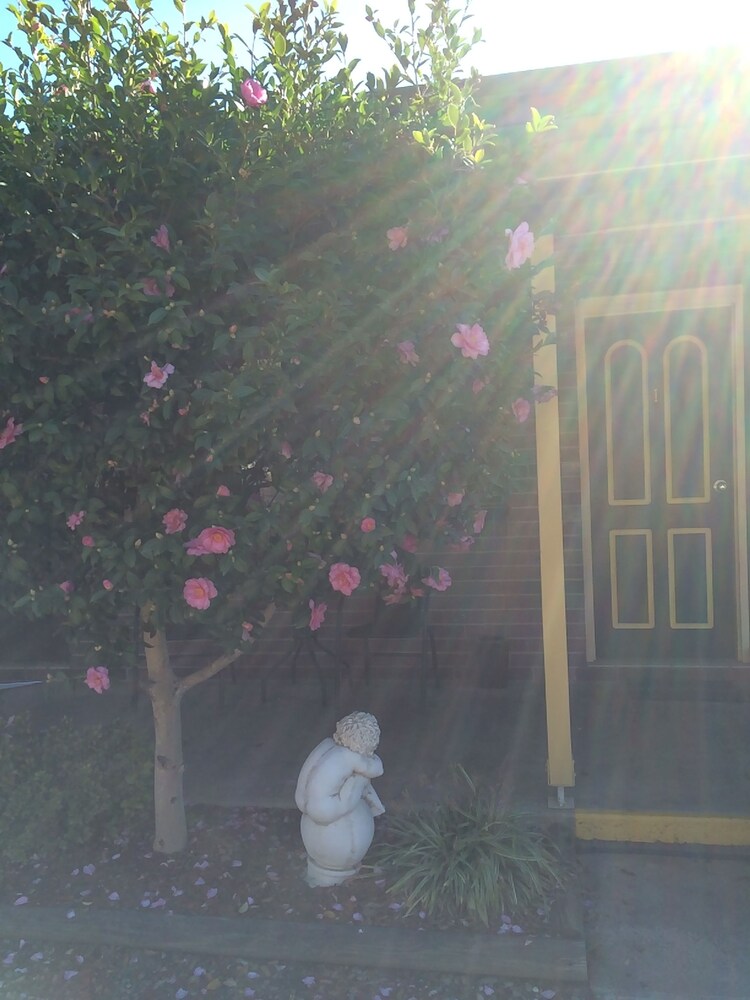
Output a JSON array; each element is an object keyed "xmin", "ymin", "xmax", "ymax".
[
  {"xmin": 176, "ymin": 603, "xmax": 276, "ymax": 696},
  {"xmin": 177, "ymin": 646, "xmax": 242, "ymax": 696}
]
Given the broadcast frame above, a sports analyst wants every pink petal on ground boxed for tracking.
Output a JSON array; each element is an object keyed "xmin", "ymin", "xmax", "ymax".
[{"xmin": 14, "ymin": 896, "xmax": 28, "ymax": 905}]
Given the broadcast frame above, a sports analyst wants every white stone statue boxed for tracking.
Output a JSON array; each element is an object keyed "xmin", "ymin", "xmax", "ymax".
[{"xmin": 295, "ymin": 711, "xmax": 385, "ymax": 887}]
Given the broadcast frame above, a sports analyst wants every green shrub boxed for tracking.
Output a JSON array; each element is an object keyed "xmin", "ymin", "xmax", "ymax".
[
  {"xmin": 376, "ymin": 768, "xmax": 566, "ymax": 927},
  {"xmin": 0, "ymin": 713, "xmax": 152, "ymax": 863}
]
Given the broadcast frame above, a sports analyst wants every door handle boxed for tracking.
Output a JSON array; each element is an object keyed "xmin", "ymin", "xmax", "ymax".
[{"xmin": 713, "ymin": 479, "xmax": 728, "ymax": 493}]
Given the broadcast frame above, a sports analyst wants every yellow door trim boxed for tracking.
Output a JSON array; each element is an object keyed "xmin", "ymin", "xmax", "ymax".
[
  {"xmin": 575, "ymin": 809, "xmax": 750, "ymax": 846},
  {"xmin": 533, "ymin": 235, "xmax": 575, "ymax": 791}
]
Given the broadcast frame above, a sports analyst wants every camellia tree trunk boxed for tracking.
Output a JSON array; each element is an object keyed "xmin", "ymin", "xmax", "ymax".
[
  {"xmin": 141, "ymin": 603, "xmax": 269, "ymax": 853},
  {"xmin": 142, "ymin": 616, "xmax": 188, "ymax": 854}
]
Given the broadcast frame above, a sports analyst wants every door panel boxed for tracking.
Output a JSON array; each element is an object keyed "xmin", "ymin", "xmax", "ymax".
[{"xmin": 585, "ymin": 307, "xmax": 735, "ymax": 661}]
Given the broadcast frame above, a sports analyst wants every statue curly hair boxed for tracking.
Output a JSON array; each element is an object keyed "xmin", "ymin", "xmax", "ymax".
[{"xmin": 332, "ymin": 711, "xmax": 380, "ymax": 756}]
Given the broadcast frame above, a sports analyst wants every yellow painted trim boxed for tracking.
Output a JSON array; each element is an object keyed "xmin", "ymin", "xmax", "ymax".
[
  {"xmin": 604, "ymin": 340, "xmax": 651, "ymax": 505},
  {"xmin": 667, "ymin": 528, "xmax": 714, "ymax": 629},
  {"xmin": 664, "ymin": 335, "xmax": 710, "ymax": 505},
  {"xmin": 575, "ymin": 810, "xmax": 750, "ymax": 847},
  {"xmin": 533, "ymin": 235, "xmax": 575, "ymax": 789},
  {"xmin": 609, "ymin": 529, "xmax": 654, "ymax": 629},
  {"xmin": 574, "ymin": 307, "xmax": 597, "ymax": 662}
]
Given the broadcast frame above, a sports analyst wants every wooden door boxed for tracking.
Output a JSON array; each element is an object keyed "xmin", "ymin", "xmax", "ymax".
[{"xmin": 584, "ymin": 306, "xmax": 736, "ymax": 662}]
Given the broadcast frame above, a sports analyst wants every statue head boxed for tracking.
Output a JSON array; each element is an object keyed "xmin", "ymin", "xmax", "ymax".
[{"xmin": 333, "ymin": 711, "xmax": 380, "ymax": 756}]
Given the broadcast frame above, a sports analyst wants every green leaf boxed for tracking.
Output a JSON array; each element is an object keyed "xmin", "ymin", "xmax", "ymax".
[{"xmin": 273, "ymin": 32, "xmax": 287, "ymax": 57}]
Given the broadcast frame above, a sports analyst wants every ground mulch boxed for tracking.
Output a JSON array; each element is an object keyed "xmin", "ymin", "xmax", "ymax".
[{"xmin": 0, "ymin": 806, "xmax": 588, "ymax": 1000}]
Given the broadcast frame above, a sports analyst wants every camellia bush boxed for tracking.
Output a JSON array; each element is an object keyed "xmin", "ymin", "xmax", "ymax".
[{"xmin": 0, "ymin": 0, "xmax": 556, "ymax": 851}]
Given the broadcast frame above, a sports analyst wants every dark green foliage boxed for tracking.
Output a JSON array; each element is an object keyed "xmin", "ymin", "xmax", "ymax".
[
  {"xmin": 0, "ymin": 713, "xmax": 152, "ymax": 862},
  {"xmin": 377, "ymin": 769, "xmax": 566, "ymax": 926}
]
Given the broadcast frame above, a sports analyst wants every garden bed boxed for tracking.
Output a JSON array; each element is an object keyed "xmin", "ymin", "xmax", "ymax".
[{"xmin": 0, "ymin": 806, "xmax": 587, "ymax": 999}]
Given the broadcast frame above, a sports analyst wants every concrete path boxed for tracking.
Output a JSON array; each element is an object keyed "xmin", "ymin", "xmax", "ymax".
[{"xmin": 582, "ymin": 847, "xmax": 750, "ymax": 1000}]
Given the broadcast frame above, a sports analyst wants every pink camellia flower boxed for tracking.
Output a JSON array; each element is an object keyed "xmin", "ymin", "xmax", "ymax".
[
  {"xmin": 85, "ymin": 666, "xmax": 110, "ymax": 694},
  {"xmin": 396, "ymin": 341, "xmax": 419, "ymax": 366},
  {"xmin": 386, "ymin": 226, "xmax": 408, "ymax": 251},
  {"xmin": 102, "ymin": 579, "xmax": 114, "ymax": 591},
  {"xmin": 81, "ymin": 535, "xmax": 95, "ymax": 548},
  {"xmin": 329, "ymin": 563, "xmax": 361, "ymax": 596},
  {"xmin": 185, "ymin": 525, "xmax": 236, "ymax": 555},
  {"xmin": 143, "ymin": 361, "xmax": 175, "ymax": 389},
  {"xmin": 59, "ymin": 580, "xmax": 75, "ymax": 596},
  {"xmin": 400, "ymin": 534, "xmax": 419, "ymax": 554},
  {"xmin": 472, "ymin": 377, "xmax": 489, "ymax": 395},
  {"xmin": 0, "ymin": 416, "xmax": 23, "ymax": 449},
  {"xmin": 140, "ymin": 77, "xmax": 157, "ymax": 94},
  {"xmin": 380, "ymin": 561, "xmax": 408, "ymax": 591},
  {"xmin": 422, "ymin": 567, "xmax": 452, "ymax": 592},
  {"xmin": 39, "ymin": 376, "xmax": 49, "ymax": 384},
  {"xmin": 360, "ymin": 517, "xmax": 376, "ymax": 533},
  {"xmin": 241, "ymin": 621, "xmax": 254, "ymax": 641},
  {"xmin": 308, "ymin": 600, "xmax": 327, "ymax": 631},
  {"xmin": 451, "ymin": 323, "xmax": 489, "ymax": 360},
  {"xmin": 473, "ymin": 509, "xmax": 488, "ymax": 534},
  {"xmin": 280, "ymin": 441, "xmax": 292, "ymax": 459},
  {"xmin": 163, "ymin": 508, "xmax": 188, "ymax": 534},
  {"xmin": 66, "ymin": 510, "xmax": 85, "ymax": 530},
  {"xmin": 505, "ymin": 221, "xmax": 535, "ymax": 270},
  {"xmin": 241, "ymin": 78, "xmax": 267, "ymax": 108},
  {"xmin": 183, "ymin": 577, "xmax": 218, "ymax": 610},
  {"xmin": 312, "ymin": 471, "xmax": 334, "ymax": 494},
  {"xmin": 216, "ymin": 485, "xmax": 231, "ymax": 497},
  {"xmin": 142, "ymin": 277, "xmax": 161, "ymax": 296},
  {"xmin": 446, "ymin": 491, "xmax": 464, "ymax": 507},
  {"xmin": 150, "ymin": 225, "xmax": 170, "ymax": 252},
  {"xmin": 512, "ymin": 397, "xmax": 532, "ymax": 424}
]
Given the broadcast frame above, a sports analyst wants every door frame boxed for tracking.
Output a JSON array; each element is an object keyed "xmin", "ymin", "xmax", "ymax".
[{"xmin": 574, "ymin": 286, "xmax": 749, "ymax": 664}]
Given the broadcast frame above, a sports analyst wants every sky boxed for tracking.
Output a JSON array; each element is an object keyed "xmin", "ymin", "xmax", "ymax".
[{"xmin": 0, "ymin": 0, "xmax": 743, "ymax": 76}]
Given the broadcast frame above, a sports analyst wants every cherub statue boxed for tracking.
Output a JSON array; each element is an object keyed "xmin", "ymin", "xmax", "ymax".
[{"xmin": 295, "ymin": 711, "xmax": 385, "ymax": 886}]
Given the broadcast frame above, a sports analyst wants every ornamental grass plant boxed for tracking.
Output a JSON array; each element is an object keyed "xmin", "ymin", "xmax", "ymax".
[{"xmin": 376, "ymin": 767, "xmax": 567, "ymax": 927}]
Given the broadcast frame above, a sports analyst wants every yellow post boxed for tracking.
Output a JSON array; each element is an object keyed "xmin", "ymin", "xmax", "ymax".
[{"xmin": 532, "ymin": 235, "xmax": 575, "ymax": 803}]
